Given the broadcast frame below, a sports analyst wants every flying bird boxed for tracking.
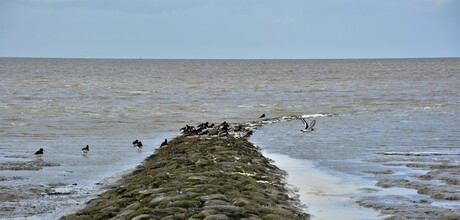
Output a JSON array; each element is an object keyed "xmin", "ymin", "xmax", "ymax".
[
  {"xmin": 82, "ymin": 145, "xmax": 89, "ymax": 156},
  {"xmin": 300, "ymin": 117, "xmax": 316, "ymax": 132}
]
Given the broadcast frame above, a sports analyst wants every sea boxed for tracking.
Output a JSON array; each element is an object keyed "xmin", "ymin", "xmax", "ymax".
[{"xmin": 0, "ymin": 58, "xmax": 459, "ymax": 219}]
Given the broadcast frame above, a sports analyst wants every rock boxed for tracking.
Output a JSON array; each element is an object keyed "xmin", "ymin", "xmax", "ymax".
[
  {"xmin": 125, "ymin": 202, "xmax": 140, "ymax": 210},
  {"xmin": 150, "ymin": 194, "xmax": 167, "ymax": 205},
  {"xmin": 204, "ymin": 200, "xmax": 230, "ymax": 206},
  {"xmin": 208, "ymin": 129, "xmax": 218, "ymax": 135},
  {"xmin": 232, "ymin": 198, "xmax": 250, "ymax": 207},
  {"xmin": 203, "ymin": 214, "xmax": 230, "ymax": 220},
  {"xmin": 161, "ymin": 214, "xmax": 186, "ymax": 220},
  {"xmin": 61, "ymin": 136, "xmax": 309, "ymax": 220},
  {"xmin": 188, "ymin": 176, "xmax": 208, "ymax": 181},
  {"xmin": 167, "ymin": 200, "xmax": 202, "ymax": 209},
  {"xmin": 199, "ymin": 194, "xmax": 229, "ymax": 202},
  {"xmin": 111, "ymin": 209, "xmax": 135, "ymax": 220},
  {"xmin": 131, "ymin": 214, "xmax": 153, "ymax": 220},
  {"xmin": 203, "ymin": 205, "xmax": 244, "ymax": 215},
  {"xmin": 139, "ymin": 188, "xmax": 164, "ymax": 195},
  {"xmin": 241, "ymin": 216, "xmax": 263, "ymax": 220}
]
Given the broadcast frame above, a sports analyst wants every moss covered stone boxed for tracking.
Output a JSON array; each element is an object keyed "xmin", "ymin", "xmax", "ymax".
[{"xmin": 62, "ymin": 136, "xmax": 309, "ymax": 220}]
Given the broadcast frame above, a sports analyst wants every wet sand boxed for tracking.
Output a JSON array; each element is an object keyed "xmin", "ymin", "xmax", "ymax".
[
  {"xmin": 358, "ymin": 152, "xmax": 460, "ymax": 219},
  {"xmin": 264, "ymin": 152, "xmax": 382, "ymax": 220},
  {"xmin": 0, "ymin": 154, "xmax": 133, "ymax": 219}
]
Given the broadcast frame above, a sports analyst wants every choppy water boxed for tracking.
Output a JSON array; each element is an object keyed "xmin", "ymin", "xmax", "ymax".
[{"xmin": 0, "ymin": 58, "xmax": 459, "ymax": 219}]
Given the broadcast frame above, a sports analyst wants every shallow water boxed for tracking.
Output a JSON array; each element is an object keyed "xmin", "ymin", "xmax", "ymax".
[
  {"xmin": 262, "ymin": 152, "xmax": 383, "ymax": 219},
  {"xmin": 251, "ymin": 113, "xmax": 459, "ymax": 218},
  {"xmin": 0, "ymin": 58, "xmax": 459, "ymax": 218}
]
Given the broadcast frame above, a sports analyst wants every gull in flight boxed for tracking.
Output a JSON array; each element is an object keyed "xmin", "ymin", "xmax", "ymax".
[{"xmin": 300, "ymin": 117, "xmax": 316, "ymax": 132}]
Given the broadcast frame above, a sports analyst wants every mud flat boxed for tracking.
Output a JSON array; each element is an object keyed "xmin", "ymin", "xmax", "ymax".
[
  {"xmin": 358, "ymin": 152, "xmax": 460, "ymax": 219},
  {"xmin": 62, "ymin": 135, "xmax": 309, "ymax": 220}
]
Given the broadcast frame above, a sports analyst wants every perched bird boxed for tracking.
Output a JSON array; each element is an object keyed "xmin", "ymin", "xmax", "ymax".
[
  {"xmin": 198, "ymin": 129, "xmax": 209, "ymax": 136},
  {"xmin": 197, "ymin": 122, "xmax": 209, "ymax": 129},
  {"xmin": 160, "ymin": 139, "xmax": 168, "ymax": 147},
  {"xmin": 34, "ymin": 148, "xmax": 44, "ymax": 159},
  {"xmin": 259, "ymin": 114, "xmax": 266, "ymax": 119},
  {"xmin": 220, "ymin": 121, "xmax": 229, "ymax": 130},
  {"xmin": 218, "ymin": 130, "xmax": 229, "ymax": 137},
  {"xmin": 132, "ymin": 139, "xmax": 139, "ymax": 146},
  {"xmin": 82, "ymin": 145, "xmax": 89, "ymax": 156},
  {"xmin": 136, "ymin": 141, "xmax": 143, "ymax": 151},
  {"xmin": 180, "ymin": 125, "xmax": 190, "ymax": 133},
  {"xmin": 300, "ymin": 117, "xmax": 316, "ymax": 132},
  {"xmin": 244, "ymin": 130, "xmax": 253, "ymax": 138}
]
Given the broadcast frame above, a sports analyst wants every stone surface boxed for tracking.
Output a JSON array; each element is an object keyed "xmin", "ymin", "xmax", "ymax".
[{"xmin": 61, "ymin": 136, "xmax": 309, "ymax": 220}]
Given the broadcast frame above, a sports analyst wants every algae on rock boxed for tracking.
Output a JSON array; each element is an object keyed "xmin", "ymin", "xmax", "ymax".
[{"xmin": 62, "ymin": 136, "xmax": 309, "ymax": 220}]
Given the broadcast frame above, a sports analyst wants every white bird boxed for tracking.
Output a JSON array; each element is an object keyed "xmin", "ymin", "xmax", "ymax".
[{"xmin": 300, "ymin": 117, "xmax": 316, "ymax": 132}]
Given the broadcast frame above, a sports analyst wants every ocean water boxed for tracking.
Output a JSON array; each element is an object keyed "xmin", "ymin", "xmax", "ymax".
[{"xmin": 0, "ymin": 58, "xmax": 459, "ymax": 219}]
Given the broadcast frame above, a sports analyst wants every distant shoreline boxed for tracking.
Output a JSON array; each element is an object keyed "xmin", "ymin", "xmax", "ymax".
[{"xmin": 1, "ymin": 56, "xmax": 459, "ymax": 61}]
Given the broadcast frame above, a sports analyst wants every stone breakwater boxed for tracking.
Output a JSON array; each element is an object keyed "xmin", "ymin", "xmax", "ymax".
[{"xmin": 62, "ymin": 136, "xmax": 309, "ymax": 220}]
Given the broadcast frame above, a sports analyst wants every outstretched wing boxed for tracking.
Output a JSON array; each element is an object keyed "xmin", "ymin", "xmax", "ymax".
[
  {"xmin": 309, "ymin": 119, "xmax": 316, "ymax": 129},
  {"xmin": 300, "ymin": 117, "xmax": 308, "ymax": 129}
]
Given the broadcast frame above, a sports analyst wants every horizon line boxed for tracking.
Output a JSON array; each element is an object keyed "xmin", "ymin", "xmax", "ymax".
[{"xmin": 1, "ymin": 56, "xmax": 459, "ymax": 61}]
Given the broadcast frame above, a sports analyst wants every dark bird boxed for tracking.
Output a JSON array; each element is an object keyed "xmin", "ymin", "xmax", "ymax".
[
  {"xmin": 160, "ymin": 139, "xmax": 168, "ymax": 147},
  {"xmin": 259, "ymin": 114, "xmax": 266, "ymax": 119},
  {"xmin": 244, "ymin": 130, "xmax": 253, "ymax": 138},
  {"xmin": 300, "ymin": 117, "xmax": 316, "ymax": 132},
  {"xmin": 197, "ymin": 122, "xmax": 209, "ymax": 129},
  {"xmin": 34, "ymin": 148, "xmax": 44, "ymax": 159},
  {"xmin": 220, "ymin": 122, "xmax": 229, "ymax": 130},
  {"xmin": 136, "ymin": 141, "xmax": 143, "ymax": 151},
  {"xmin": 180, "ymin": 125, "xmax": 190, "ymax": 133},
  {"xmin": 132, "ymin": 139, "xmax": 139, "ymax": 146},
  {"xmin": 218, "ymin": 130, "xmax": 229, "ymax": 137},
  {"xmin": 82, "ymin": 145, "xmax": 89, "ymax": 156}
]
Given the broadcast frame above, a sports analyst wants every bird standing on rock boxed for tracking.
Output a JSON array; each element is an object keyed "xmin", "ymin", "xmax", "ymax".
[
  {"xmin": 82, "ymin": 145, "xmax": 89, "ymax": 156},
  {"xmin": 34, "ymin": 148, "xmax": 44, "ymax": 159},
  {"xmin": 244, "ymin": 130, "xmax": 253, "ymax": 138},
  {"xmin": 160, "ymin": 139, "xmax": 168, "ymax": 147}
]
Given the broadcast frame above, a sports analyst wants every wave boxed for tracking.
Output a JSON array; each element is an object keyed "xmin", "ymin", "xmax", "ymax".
[
  {"xmin": 127, "ymin": 90, "xmax": 157, "ymax": 95},
  {"xmin": 301, "ymin": 113, "xmax": 337, "ymax": 118},
  {"xmin": 377, "ymin": 152, "xmax": 460, "ymax": 156}
]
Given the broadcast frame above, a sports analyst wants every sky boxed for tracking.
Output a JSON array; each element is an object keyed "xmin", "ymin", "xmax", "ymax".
[{"xmin": 0, "ymin": 0, "xmax": 459, "ymax": 59}]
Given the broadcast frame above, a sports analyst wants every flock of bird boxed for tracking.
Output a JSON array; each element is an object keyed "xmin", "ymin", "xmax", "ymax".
[
  {"xmin": 32, "ymin": 114, "xmax": 317, "ymax": 159},
  {"xmin": 179, "ymin": 121, "xmax": 235, "ymax": 137}
]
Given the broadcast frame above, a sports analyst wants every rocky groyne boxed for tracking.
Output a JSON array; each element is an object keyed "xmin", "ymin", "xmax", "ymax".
[{"xmin": 62, "ymin": 135, "xmax": 309, "ymax": 220}]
